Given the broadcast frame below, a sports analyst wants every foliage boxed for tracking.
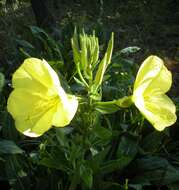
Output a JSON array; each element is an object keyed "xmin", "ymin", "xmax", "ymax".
[{"xmin": 0, "ymin": 1, "xmax": 179, "ymax": 190}]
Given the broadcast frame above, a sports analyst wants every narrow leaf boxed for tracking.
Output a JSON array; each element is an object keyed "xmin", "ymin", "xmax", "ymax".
[{"xmin": 0, "ymin": 140, "xmax": 23, "ymax": 154}]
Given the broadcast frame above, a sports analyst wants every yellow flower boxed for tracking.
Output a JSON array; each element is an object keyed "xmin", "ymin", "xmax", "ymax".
[
  {"xmin": 132, "ymin": 55, "xmax": 177, "ymax": 131},
  {"xmin": 7, "ymin": 58, "xmax": 78, "ymax": 137}
]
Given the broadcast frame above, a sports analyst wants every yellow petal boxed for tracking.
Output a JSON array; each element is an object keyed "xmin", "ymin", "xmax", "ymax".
[
  {"xmin": 132, "ymin": 55, "xmax": 176, "ymax": 131},
  {"xmin": 134, "ymin": 56, "xmax": 164, "ymax": 93},
  {"xmin": 12, "ymin": 58, "xmax": 60, "ymax": 95},
  {"xmin": 52, "ymin": 95, "xmax": 78, "ymax": 127},
  {"xmin": 134, "ymin": 94, "xmax": 176, "ymax": 131},
  {"xmin": 133, "ymin": 55, "xmax": 172, "ymax": 100},
  {"xmin": 7, "ymin": 89, "xmax": 58, "ymax": 137},
  {"xmin": 144, "ymin": 61, "xmax": 172, "ymax": 96},
  {"xmin": 16, "ymin": 106, "xmax": 56, "ymax": 137},
  {"xmin": 7, "ymin": 58, "xmax": 79, "ymax": 137}
]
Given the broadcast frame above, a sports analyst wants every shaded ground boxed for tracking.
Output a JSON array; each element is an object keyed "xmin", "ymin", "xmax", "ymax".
[
  {"xmin": 0, "ymin": 0, "xmax": 179, "ymax": 92},
  {"xmin": 1, "ymin": 1, "xmax": 179, "ymax": 56}
]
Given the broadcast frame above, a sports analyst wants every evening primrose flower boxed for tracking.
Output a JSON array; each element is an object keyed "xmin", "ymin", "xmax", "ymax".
[
  {"xmin": 132, "ymin": 55, "xmax": 177, "ymax": 131},
  {"xmin": 7, "ymin": 58, "xmax": 78, "ymax": 137}
]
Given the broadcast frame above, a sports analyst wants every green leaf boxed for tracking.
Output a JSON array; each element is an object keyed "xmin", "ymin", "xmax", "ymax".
[
  {"xmin": 55, "ymin": 127, "xmax": 72, "ymax": 146},
  {"xmin": 120, "ymin": 46, "xmax": 140, "ymax": 54},
  {"xmin": 94, "ymin": 53, "xmax": 107, "ymax": 90},
  {"xmin": 93, "ymin": 126, "xmax": 112, "ymax": 140},
  {"xmin": 71, "ymin": 28, "xmax": 80, "ymax": 66},
  {"xmin": 117, "ymin": 134, "xmax": 138, "ymax": 159},
  {"xmin": 95, "ymin": 102, "xmax": 120, "ymax": 114},
  {"xmin": 100, "ymin": 156, "xmax": 132, "ymax": 174},
  {"xmin": 99, "ymin": 134, "xmax": 139, "ymax": 174},
  {"xmin": 90, "ymin": 147, "xmax": 110, "ymax": 174},
  {"xmin": 5, "ymin": 156, "xmax": 27, "ymax": 189},
  {"xmin": 80, "ymin": 164, "xmax": 93, "ymax": 188},
  {"xmin": 92, "ymin": 147, "xmax": 110, "ymax": 164},
  {"xmin": 91, "ymin": 37, "xmax": 99, "ymax": 69},
  {"xmin": 19, "ymin": 48, "xmax": 31, "ymax": 58},
  {"xmin": 30, "ymin": 26, "xmax": 48, "ymax": 37},
  {"xmin": 80, "ymin": 34, "xmax": 88, "ymax": 71},
  {"xmin": 73, "ymin": 76, "xmax": 86, "ymax": 87},
  {"xmin": 129, "ymin": 180, "xmax": 151, "ymax": 190},
  {"xmin": 15, "ymin": 39, "xmax": 35, "ymax": 49},
  {"xmin": 106, "ymin": 32, "xmax": 114, "ymax": 65},
  {"xmin": 0, "ymin": 140, "xmax": 23, "ymax": 154},
  {"xmin": 0, "ymin": 72, "xmax": 5, "ymax": 92},
  {"xmin": 141, "ymin": 131, "xmax": 165, "ymax": 153},
  {"xmin": 132, "ymin": 156, "xmax": 179, "ymax": 185},
  {"xmin": 167, "ymin": 182, "xmax": 179, "ymax": 190},
  {"xmin": 94, "ymin": 181, "xmax": 122, "ymax": 190},
  {"xmin": 40, "ymin": 150, "xmax": 70, "ymax": 172}
]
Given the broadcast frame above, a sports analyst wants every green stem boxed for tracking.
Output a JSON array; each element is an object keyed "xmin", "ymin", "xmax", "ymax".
[
  {"xmin": 95, "ymin": 96, "xmax": 133, "ymax": 108},
  {"xmin": 68, "ymin": 174, "xmax": 79, "ymax": 190},
  {"xmin": 124, "ymin": 179, "xmax": 128, "ymax": 190},
  {"xmin": 116, "ymin": 96, "xmax": 133, "ymax": 108},
  {"xmin": 95, "ymin": 100, "xmax": 117, "ymax": 106}
]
